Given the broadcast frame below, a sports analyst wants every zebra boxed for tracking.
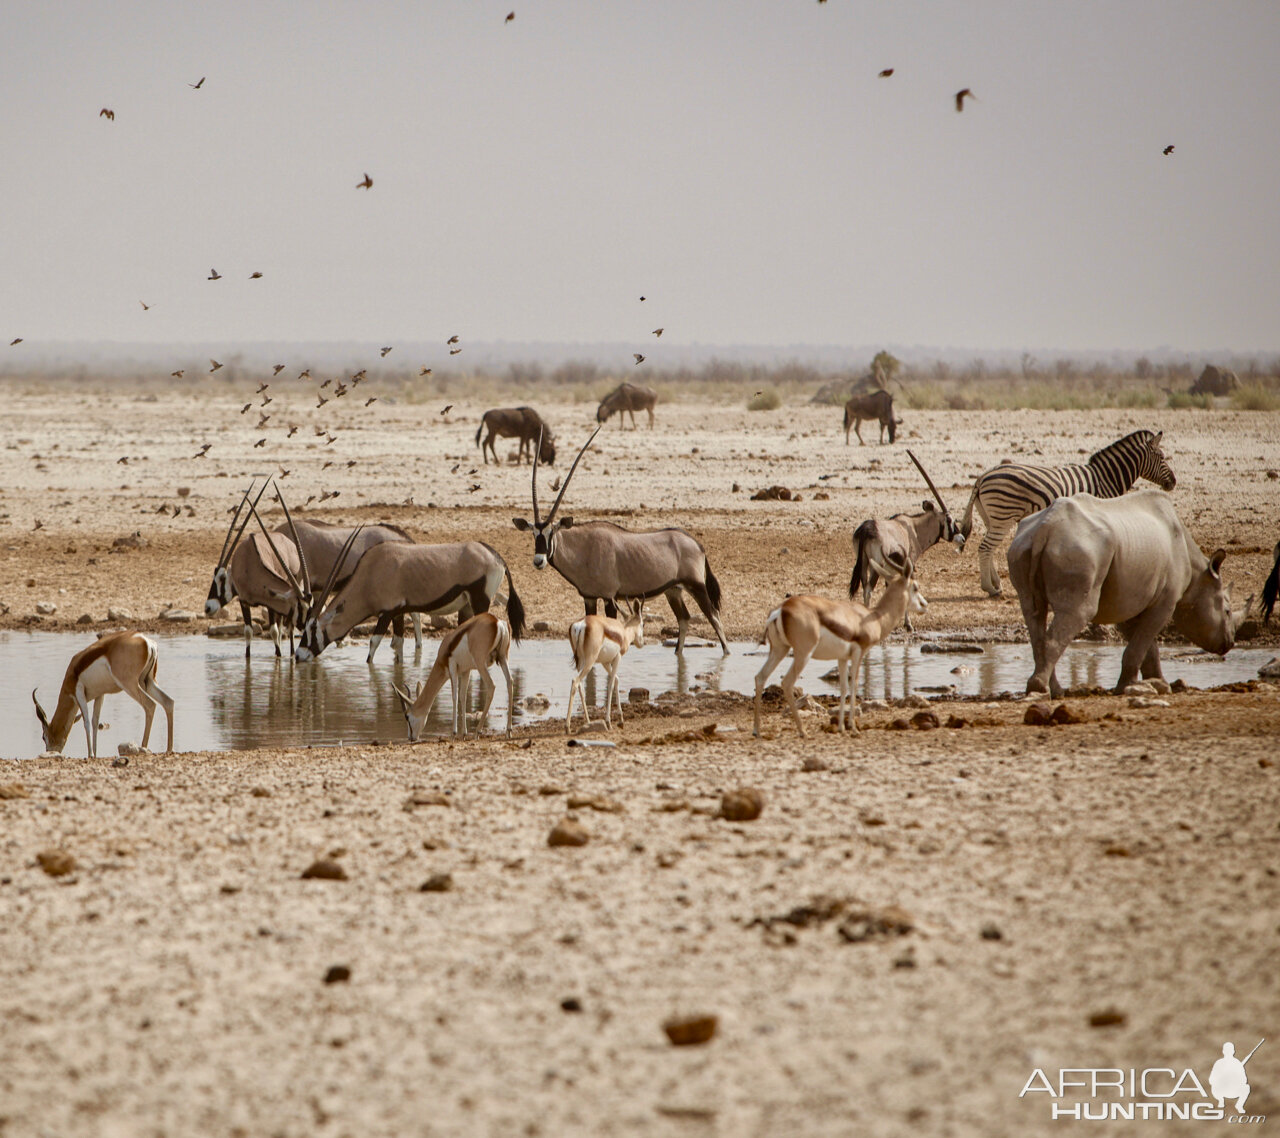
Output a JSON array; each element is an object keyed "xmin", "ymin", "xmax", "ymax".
[{"xmin": 958, "ymin": 429, "xmax": 1176, "ymax": 596}]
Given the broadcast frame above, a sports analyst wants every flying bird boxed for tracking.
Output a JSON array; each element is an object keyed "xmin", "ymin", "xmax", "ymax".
[
  {"xmin": 1163, "ymin": 144, "xmax": 1175, "ymax": 156},
  {"xmin": 955, "ymin": 88, "xmax": 975, "ymax": 112},
  {"xmin": 505, "ymin": 10, "xmax": 515, "ymax": 22},
  {"xmin": 100, "ymin": 108, "xmax": 115, "ymax": 120},
  {"xmin": 249, "ymin": 271, "xmax": 263, "ymax": 279},
  {"xmin": 878, "ymin": 68, "xmax": 894, "ymax": 78},
  {"xmin": 334, "ymin": 383, "xmax": 348, "ymax": 398},
  {"xmin": 171, "ymin": 370, "xmax": 184, "ymax": 378},
  {"xmin": 346, "ymin": 460, "xmax": 357, "ymax": 468},
  {"xmin": 272, "ymin": 364, "xmax": 285, "ymax": 375},
  {"xmin": 468, "ymin": 483, "xmax": 482, "ymax": 493},
  {"xmin": 9, "ymin": 338, "xmax": 23, "ymax": 346},
  {"xmin": 261, "ymin": 395, "xmax": 272, "ymax": 406},
  {"xmin": 357, "ymin": 172, "xmax": 373, "ymax": 189},
  {"xmin": 189, "ymin": 77, "xmax": 205, "ymax": 89},
  {"xmin": 447, "ymin": 335, "xmax": 460, "ymax": 344},
  {"xmin": 314, "ymin": 425, "xmax": 327, "ymax": 436},
  {"xmin": 116, "ymin": 456, "xmax": 129, "ymax": 465},
  {"xmin": 278, "ymin": 467, "xmax": 291, "ymax": 478},
  {"xmin": 440, "ymin": 404, "xmax": 453, "ymax": 416},
  {"xmin": 194, "ymin": 444, "xmax": 212, "ymax": 458},
  {"xmin": 325, "ymin": 434, "xmax": 338, "ymax": 445},
  {"xmin": 652, "ymin": 328, "xmax": 663, "ymax": 337},
  {"xmin": 240, "ymin": 403, "xmax": 252, "ymax": 414},
  {"xmin": 286, "ymin": 425, "xmax": 298, "ymax": 437},
  {"xmin": 352, "ymin": 369, "xmax": 367, "ymax": 381},
  {"xmin": 208, "ymin": 268, "xmax": 221, "ymax": 280},
  {"xmin": 450, "ymin": 463, "xmax": 460, "ymax": 474},
  {"xmin": 256, "ymin": 382, "xmax": 270, "ymax": 393},
  {"xmin": 257, "ymin": 414, "xmax": 271, "ymax": 428},
  {"xmin": 320, "ymin": 378, "xmax": 332, "ymax": 388},
  {"xmin": 298, "ymin": 368, "xmax": 311, "ymax": 379},
  {"xmin": 364, "ymin": 397, "xmax": 377, "ymax": 407},
  {"xmin": 449, "ymin": 348, "xmax": 462, "ymax": 355},
  {"xmin": 254, "ymin": 438, "xmax": 266, "ymax": 449},
  {"xmin": 33, "ymin": 519, "xmax": 44, "ymax": 530},
  {"xmin": 380, "ymin": 346, "xmax": 392, "ymax": 357},
  {"xmin": 320, "ymin": 490, "xmax": 340, "ymax": 502},
  {"xmin": 317, "ymin": 395, "xmax": 329, "ymax": 408},
  {"xmin": 322, "ymin": 460, "xmax": 335, "ymax": 470},
  {"xmin": 419, "ymin": 367, "xmax": 432, "ymax": 376},
  {"xmin": 210, "ymin": 359, "xmax": 223, "ymax": 372},
  {"xmin": 633, "ymin": 353, "xmax": 645, "ymax": 365},
  {"xmin": 140, "ymin": 301, "xmax": 150, "ymax": 311},
  {"xmin": 639, "ymin": 295, "xmax": 646, "ymax": 301}
]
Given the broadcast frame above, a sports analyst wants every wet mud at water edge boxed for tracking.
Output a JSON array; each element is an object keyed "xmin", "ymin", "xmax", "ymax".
[{"xmin": 5, "ymin": 629, "xmax": 1273, "ymax": 759}]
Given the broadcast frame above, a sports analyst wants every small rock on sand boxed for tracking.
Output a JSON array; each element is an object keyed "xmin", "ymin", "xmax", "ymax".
[
  {"xmin": 1023, "ymin": 703, "xmax": 1054, "ymax": 726},
  {"xmin": 323, "ymin": 965, "xmax": 351, "ymax": 984},
  {"xmin": 35, "ymin": 601, "xmax": 57, "ymax": 615},
  {"xmin": 36, "ymin": 849, "xmax": 77, "ymax": 877},
  {"xmin": 548, "ymin": 818, "xmax": 590, "ymax": 847},
  {"xmin": 0, "ymin": 782, "xmax": 30, "ymax": 799},
  {"xmin": 837, "ymin": 905, "xmax": 914, "ymax": 944},
  {"xmin": 720, "ymin": 788, "xmax": 764, "ymax": 821},
  {"xmin": 301, "ymin": 859, "xmax": 348, "ymax": 881},
  {"xmin": 420, "ymin": 873, "xmax": 453, "ymax": 893},
  {"xmin": 910, "ymin": 710, "xmax": 939, "ymax": 730},
  {"xmin": 1128, "ymin": 696, "xmax": 1170, "ymax": 709},
  {"xmin": 1088, "ymin": 1009, "xmax": 1127, "ymax": 1028},
  {"xmin": 663, "ymin": 1014, "xmax": 718, "ymax": 1046},
  {"xmin": 801, "ymin": 756, "xmax": 828, "ymax": 772}
]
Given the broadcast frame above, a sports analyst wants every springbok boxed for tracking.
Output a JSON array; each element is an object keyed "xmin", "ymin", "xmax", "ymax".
[
  {"xmin": 513, "ymin": 427, "xmax": 729, "ymax": 655},
  {"xmin": 566, "ymin": 600, "xmax": 645, "ymax": 732},
  {"xmin": 476, "ymin": 406, "xmax": 556, "ymax": 465},
  {"xmin": 849, "ymin": 450, "xmax": 963, "ymax": 630},
  {"xmin": 752, "ymin": 553, "xmax": 926, "ymax": 738},
  {"xmin": 391, "ymin": 613, "xmax": 513, "ymax": 740},
  {"xmin": 33, "ymin": 631, "xmax": 174, "ymax": 758},
  {"xmin": 596, "ymin": 383, "xmax": 657, "ymax": 429},
  {"xmin": 295, "ymin": 529, "xmax": 526, "ymax": 662},
  {"xmin": 843, "ymin": 389, "xmax": 900, "ymax": 445}
]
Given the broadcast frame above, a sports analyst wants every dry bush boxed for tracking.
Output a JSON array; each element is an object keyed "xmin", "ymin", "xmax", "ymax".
[
  {"xmin": 746, "ymin": 388, "xmax": 782, "ymax": 412},
  {"xmin": 1230, "ymin": 383, "xmax": 1280, "ymax": 411}
]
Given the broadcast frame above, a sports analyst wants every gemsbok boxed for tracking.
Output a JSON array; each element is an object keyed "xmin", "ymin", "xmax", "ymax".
[
  {"xmin": 849, "ymin": 450, "xmax": 963, "ymax": 630},
  {"xmin": 391, "ymin": 613, "xmax": 513, "ymax": 740},
  {"xmin": 596, "ymin": 383, "xmax": 657, "ymax": 429},
  {"xmin": 566, "ymin": 600, "xmax": 644, "ymax": 732},
  {"xmin": 513, "ymin": 426, "xmax": 729, "ymax": 655},
  {"xmin": 958, "ymin": 429, "xmax": 1176, "ymax": 596},
  {"xmin": 33, "ymin": 630, "xmax": 175, "ymax": 758},
  {"xmin": 752, "ymin": 553, "xmax": 926, "ymax": 738},
  {"xmin": 295, "ymin": 528, "xmax": 526, "ymax": 662},
  {"xmin": 476, "ymin": 406, "xmax": 555, "ymax": 465}
]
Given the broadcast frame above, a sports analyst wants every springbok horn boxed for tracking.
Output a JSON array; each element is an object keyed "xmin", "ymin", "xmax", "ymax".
[
  {"xmin": 532, "ymin": 429, "xmax": 544, "ymax": 525},
  {"xmin": 312, "ymin": 523, "xmax": 366, "ymax": 615},
  {"xmin": 545, "ymin": 424, "xmax": 602, "ymax": 525},
  {"xmin": 391, "ymin": 682, "xmax": 413, "ymax": 706},
  {"xmin": 216, "ymin": 482, "xmax": 257, "ymax": 569},
  {"xmin": 906, "ymin": 449, "xmax": 950, "ymax": 516},
  {"xmin": 247, "ymin": 497, "xmax": 306, "ymax": 604},
  {"xmin": 273, "ymin": 481, "xmax": 311, "ymax": 598},
  {"xmin": 32, "ymin": 688, "xmax": 48, "ymax": 725}
]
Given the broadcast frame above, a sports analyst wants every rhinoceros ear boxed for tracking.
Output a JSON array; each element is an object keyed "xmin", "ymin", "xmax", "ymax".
[{"xmin": 1209, "ymin": 548, "xmax": 1227, "ymax": 577}]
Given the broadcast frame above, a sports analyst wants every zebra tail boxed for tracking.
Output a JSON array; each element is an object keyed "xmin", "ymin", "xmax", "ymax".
[
  {"xmin": 1263, "ymin": 546, "xmax": 1280, "ymax": 625},
  {"xmin": 958, "ymin": 479, "xmax": 980, "ymax": 545}
]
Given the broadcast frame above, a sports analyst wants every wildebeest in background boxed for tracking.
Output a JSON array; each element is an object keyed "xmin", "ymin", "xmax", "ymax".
[
  {"xmin": 843, "ymin": 389, "xmax": 899, "ymax": 445},
  {"xmin": 475, "ymin": 406, "xmax": 556, "ymax": 465},
  {"xmin": 1189, "ymin": 364, "xmax": 1240, "ymax": 397},
  {"xmin": 1262, "ymin": 539, "xmax": 1280, "ymax": 625},
  {"xmin": 597, "ymin": 383, "xmax": 657, "ymax": 429},
  {"xmin": 1007, "ymin": 490, "xmax": 1234, "ymax": 697}
]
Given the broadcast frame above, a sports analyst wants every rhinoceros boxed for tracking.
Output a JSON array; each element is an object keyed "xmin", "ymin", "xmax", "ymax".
[{"xmin": 1007, "ymin": 489, "xmax": 1234, "ymax": 697}]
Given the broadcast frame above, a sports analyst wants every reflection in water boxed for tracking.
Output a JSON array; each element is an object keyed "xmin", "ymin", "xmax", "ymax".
[{"xmin": 1, "ymin": 629, "xmax": 1270, "ymax": 759}]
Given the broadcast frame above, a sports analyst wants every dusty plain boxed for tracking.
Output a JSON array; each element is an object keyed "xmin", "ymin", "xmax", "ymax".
[{"xmin": 1, "ymin": 379, "xmax": 1279, "ymax": 1137}]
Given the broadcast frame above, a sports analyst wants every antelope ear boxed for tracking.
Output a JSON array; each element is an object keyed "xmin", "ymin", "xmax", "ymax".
[
  {"xmin": 922, "ymin": 500, "xmax": 936, "ymax": 512},
  {"xmin": 512, "ymin": 517, "xmax": 531, "ymax": 532},
  {"xmin": 1209, "ymin": 548, "xmax": 1226, "ymax": 577},
  {"xmin": 558, "ymin": 516, "xmax": 573, "ymax": 529}
]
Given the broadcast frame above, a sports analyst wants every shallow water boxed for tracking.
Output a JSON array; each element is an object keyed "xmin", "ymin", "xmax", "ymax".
[{"xmin": 4, "ymin": 629, "xmax": 1271, "ymax": 759}]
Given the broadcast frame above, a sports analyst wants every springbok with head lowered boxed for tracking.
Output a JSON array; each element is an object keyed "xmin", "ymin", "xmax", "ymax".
[
  {"xmin": 295, "ymin": 529, "xmax": 526, "ymax": 663},
  {"xmin": 958, "ymin": 428, "xmax": 1176, "ymax": 596},
  {"xmin": 566, "ymin": 599, "xmax": 644, "ymax": 733},
  {"xmin": 513, "ymin": 427, "xmax": 729, "ymax": 655},
  {"xmin": 391, "ymin": 612, "xmax": 513, "ymax": 740},
  {"xmin": 753, "ymin": 553, "xmax": 926, "ymax": 738},
  {"xmin": 34, "ymin": 630, "xmax": 174, "ymax": 758},
  {"xmin": 849, "ymin": 450, "xmax": 964, "ymax": 630}
]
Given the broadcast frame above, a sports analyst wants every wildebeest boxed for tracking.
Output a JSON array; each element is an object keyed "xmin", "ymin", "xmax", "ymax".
[
  {"xmin": 475, "ymin": 406, "xmax": 555, "ymax": 465},
  {"xmin": 1007, "ymin": 490, "xmax": 1234, "ymax": 697},
  {"xmin": 1190, "ymin": 364, "xmax": 1240, "ymax": 397},
  {"xmin": 843, "ymin": 389, "xmax": 899, "ymax": 445},
  {"xmin": 1262, "ymin": 540, "xmax": 1280, "ymax": 625},
  {"xmin": 959, "ymin": 429, "xmax": 1176, "ymax": 596},
  {"xmin": 597, "ymin": 383, "xmax": 657, "ymax": 429},
  {"xmin": 513, "ymin": 426, "xmax": 729, "ymax": 655}
]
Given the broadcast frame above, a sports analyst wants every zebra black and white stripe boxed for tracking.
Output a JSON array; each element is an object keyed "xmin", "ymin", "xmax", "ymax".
[{"xmin": 959, "ymin": 429, "xmax": 1176, "ymax": 596}]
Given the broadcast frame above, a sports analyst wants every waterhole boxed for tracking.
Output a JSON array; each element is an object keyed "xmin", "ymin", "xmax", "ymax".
[{"xmin": 3, "ymin": 630, "xmax": 1270, "ymax": 759}]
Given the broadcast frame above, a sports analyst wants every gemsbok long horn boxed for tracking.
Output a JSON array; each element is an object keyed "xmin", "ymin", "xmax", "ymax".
[
  {"xmin": 906, "ymin": 449, "xmax": 950, "ymax": 515},
  {"xmin": 311, "ymin": 523, "xmax": 366, "ymax": 614},
  {"xmin": 217, "ymin": 480, "xmax": 269, "ymax": 571},
  {"xmin": 246, "ymin": 495, "xmax": 306, "ymax": 604},
  {"xmin": 536, "ymin": 423, "xmax": 601, "ymax": 526},
  {"xmin": 271, "ymin": 481, "xmax": 312, "ymax": 598}
]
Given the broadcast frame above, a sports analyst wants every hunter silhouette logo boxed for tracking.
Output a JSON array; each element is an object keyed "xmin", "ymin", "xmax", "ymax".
[{"xmin": 1019, "ymin": 1037, "xmax": 1266, "ymax": 1122}]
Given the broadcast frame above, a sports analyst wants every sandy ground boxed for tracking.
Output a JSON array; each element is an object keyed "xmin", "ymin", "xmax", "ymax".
[{"xmin": 1, "ymin": 380, "xmax": 1279, "ymax": 1136}]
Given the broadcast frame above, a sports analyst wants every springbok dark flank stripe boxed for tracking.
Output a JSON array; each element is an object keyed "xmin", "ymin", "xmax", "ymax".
[{"xmin": 959, "ymin": 429, "xmax": 1176, "ymax": 596}]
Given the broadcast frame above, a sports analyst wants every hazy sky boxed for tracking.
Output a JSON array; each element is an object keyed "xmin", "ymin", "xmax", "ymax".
[{"xmin": 4, "ymin": 1, "xmax": 1279, "ymax": 355}]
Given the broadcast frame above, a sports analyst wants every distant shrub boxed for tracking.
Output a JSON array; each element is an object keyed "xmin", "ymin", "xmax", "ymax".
[
  {"xmin": 747, "ymin": 388, "xmax": 782, "ymax": 412},
  {"xmin": 1230, "ymin": 383, "xmax": 1280, "ymax": 411},
  {"xmin": 1115, "ymin": 386, "xmax": 1161, "ymax": 409},
  {"xmin": 1166, "ymin": 391, "xmax": 1212, "ymax": 410}
]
